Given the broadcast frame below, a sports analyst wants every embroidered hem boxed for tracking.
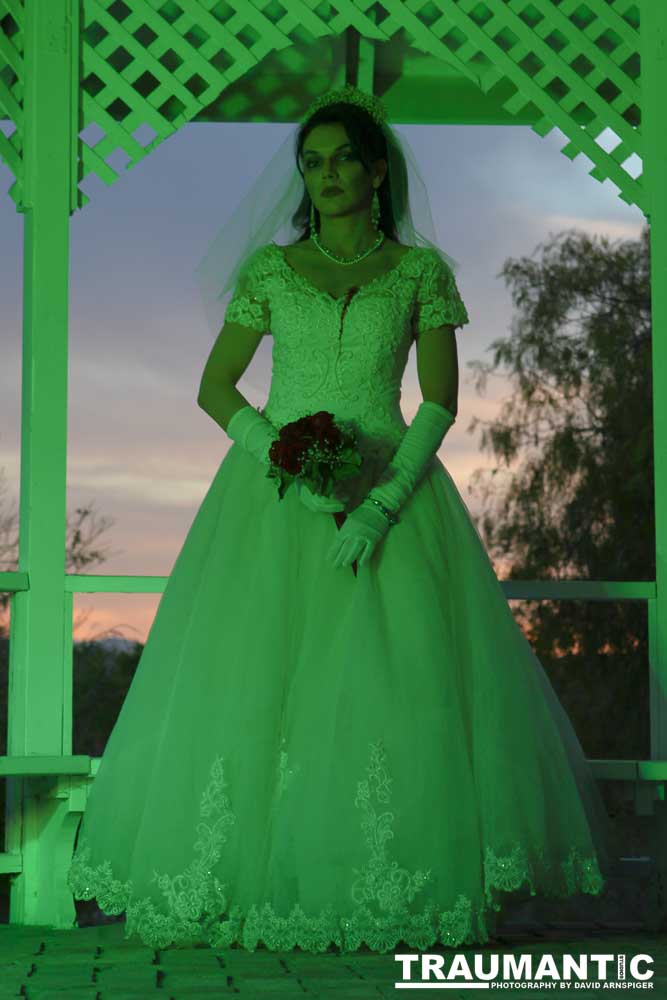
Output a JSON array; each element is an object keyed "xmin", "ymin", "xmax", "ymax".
[{"xmin": 67, "ymin": 741, "xmax": 606, "ymax": 954}]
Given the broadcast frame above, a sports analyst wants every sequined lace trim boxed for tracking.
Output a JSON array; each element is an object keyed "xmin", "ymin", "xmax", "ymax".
[
  {"xmin": 223, "ymin": 242, "xmax": 470, "ymax": 336},
  {"xmin": 67, "ymin": 739, "xmax": 605, "ymax": 954}
]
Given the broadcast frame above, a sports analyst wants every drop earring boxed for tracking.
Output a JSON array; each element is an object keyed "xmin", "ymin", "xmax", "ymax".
[
  {"xmin": 371, "ymin": 189, "xmax": 380, "ymax": 230},
  {"xmin": 309, "ymin": 200, "xmax": 317, "ymax": 235}
]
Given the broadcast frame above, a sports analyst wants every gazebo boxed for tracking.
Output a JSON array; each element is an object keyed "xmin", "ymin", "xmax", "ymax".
[{"xmin": 0, "ymin": 0, "xmax": 665, "ymax": 975}]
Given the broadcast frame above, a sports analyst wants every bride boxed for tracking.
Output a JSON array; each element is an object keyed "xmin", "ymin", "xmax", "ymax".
[{"xmin": 66, "ymin": 85, "xmax": 613, "ymax": 954}]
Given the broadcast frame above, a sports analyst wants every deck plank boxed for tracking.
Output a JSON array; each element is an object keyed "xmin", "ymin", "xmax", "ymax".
[{"xmin": 0, "ymin": 923, "xmax": 663, "ymax": 998}]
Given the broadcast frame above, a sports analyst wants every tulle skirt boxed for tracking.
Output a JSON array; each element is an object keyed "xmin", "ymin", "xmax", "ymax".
[{"xmin": 66, "ymin": 441, "xmax": 613, "ymax": 953}]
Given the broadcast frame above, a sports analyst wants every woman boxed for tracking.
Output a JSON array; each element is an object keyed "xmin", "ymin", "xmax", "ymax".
[{"xmin": 66, "ymin": 85, "xmax": 613, "ymax": 954}]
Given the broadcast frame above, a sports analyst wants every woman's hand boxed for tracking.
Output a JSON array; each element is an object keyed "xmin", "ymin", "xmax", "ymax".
[
  {"xmin": 326, "ymin": 500, "xmax": 391, "ymax": 570},
  {"xmin": 296, "ymin": 479, "xmax": 345, "ymax": 514}
]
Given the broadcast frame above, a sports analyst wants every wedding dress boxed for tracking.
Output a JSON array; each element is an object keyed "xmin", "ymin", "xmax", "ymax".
[{"xmin": 66, "ymin": 241, "xmax": 612, "ymax": 954}]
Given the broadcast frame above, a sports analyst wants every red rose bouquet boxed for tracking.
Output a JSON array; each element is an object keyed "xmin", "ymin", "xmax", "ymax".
[{"xmin": 266, "ymin": 411, "xmax": 364, "ymax": 576}]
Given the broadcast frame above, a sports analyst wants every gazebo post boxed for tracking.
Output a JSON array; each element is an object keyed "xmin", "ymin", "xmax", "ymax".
[
  {"xmin": 6, "ymin": 0, "xmax": 79, "ymax": 926},
  {"xmin": 640, "ymin": 0, "xmax": 667, "ymax": 909}
]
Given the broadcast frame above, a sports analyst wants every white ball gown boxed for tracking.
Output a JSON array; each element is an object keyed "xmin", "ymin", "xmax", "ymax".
[{"xmin": 66, "ymin": 242, "xmax": 612, "ymax": 954}]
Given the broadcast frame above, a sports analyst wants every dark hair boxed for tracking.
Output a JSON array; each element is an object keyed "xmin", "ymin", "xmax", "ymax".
[{"xmin": 291, "ymin": 101, "xmax": 404, "ymax": 244}]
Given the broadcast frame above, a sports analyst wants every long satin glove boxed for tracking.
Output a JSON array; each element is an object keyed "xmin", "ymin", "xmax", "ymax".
[
  {"xmin": 327, "ymin": 502, "xmax": 391, "ymax": 570},
  {"xmin": 326, "ymin": 400, "xmax": 456, "ymax": 570},
  {"xmin": 226, "ymin": 404, "xmax": 279, "ymax": 467},
  {"xmin": 296, "ymin": 480, "xmax": 345, "ymax": 513}
]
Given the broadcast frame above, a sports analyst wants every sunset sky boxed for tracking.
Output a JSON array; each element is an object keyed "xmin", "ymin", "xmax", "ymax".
[{"xmin": 0, "ymin": 119, "xmax": 644, "ymax": 644}]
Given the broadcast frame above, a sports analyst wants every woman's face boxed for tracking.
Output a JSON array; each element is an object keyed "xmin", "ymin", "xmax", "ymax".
[{"xmin": 302, "ymin": 121, "xmax": 385, "ymax": 222}]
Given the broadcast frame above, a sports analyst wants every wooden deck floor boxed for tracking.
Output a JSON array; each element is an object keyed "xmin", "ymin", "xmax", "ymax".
[{"xmin": 0, "ymin": 921, "xmax": 664, "ymax": 999}]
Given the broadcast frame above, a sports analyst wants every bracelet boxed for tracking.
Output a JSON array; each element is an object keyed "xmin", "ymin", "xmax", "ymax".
[{"xmin": 364, "ymin": 495, "xmax": 400, "ymax": 526}]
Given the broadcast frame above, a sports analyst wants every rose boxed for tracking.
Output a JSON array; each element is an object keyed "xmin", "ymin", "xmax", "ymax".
[
  {"xmin": 272, "ymin": 412, "xmax": 343, "ymax": 469},
  {"xmin": 267, "ymin": 410, "xmax": 361, "ymax": 499},
  {"xmin": 269, "ymin": 437, "xmax": 304, "ymax": 476},
  {"xmin": 266, "ymin": 411, "xmax": 364, "ymax": 577}
]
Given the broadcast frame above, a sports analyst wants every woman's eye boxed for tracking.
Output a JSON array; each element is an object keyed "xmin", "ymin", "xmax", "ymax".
[{"xmin": 305, "ymin": 154, "xmax": 351, "ymax": 168}]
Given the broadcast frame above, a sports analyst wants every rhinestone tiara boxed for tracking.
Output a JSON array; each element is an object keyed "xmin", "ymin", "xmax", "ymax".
[{"xmin": 301, "ymin": 84, "xmax": 388, "ymax": 127}]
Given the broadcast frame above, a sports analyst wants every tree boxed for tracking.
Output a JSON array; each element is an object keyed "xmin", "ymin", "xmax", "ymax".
[
  {"xmin": 0, "ymin": 468, "xmax": 122, "ymax": 640},
  {"xmin": 465, "ymin": 225, "xmax": 653, "ymax": 761}
]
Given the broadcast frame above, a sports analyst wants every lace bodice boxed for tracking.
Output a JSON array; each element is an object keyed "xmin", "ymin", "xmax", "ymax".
[{"xmin": 224, "ymin": 242, "xmax": 470, "ymax": 507}]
